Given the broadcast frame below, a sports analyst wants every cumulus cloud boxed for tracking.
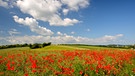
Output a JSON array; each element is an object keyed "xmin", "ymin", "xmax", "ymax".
[
  {"xmin": 0, "ymin": 34, "xmax": 123, "ymax": 45},
  {"xmin": 6, "ymin": 35, "xmax": 51, "ymax": 44},
  {"xmin": 4, "ymin": 35, "xmax": 76, "ymax": 44},
  {"xmin": 49, "ymin": 16, "xmax": 80, "ymax": 26},
  {"xmin": 0, "ymin": 0, "xmax": 8, "ymax": 8},
  {"xmin": 0, "ymin": 0, "xmax": 16, "ymax": 8},
  {"xmin": 63, "ymin": 9, "xmax": 69, "ymax": 15},
  {"xmin": 57, "ymin": 31, "xmax": 63, "ymax": 36},
  {"xmin": 13, "ymin": 15, "xmax": 53, "ymax": 36},
  {"xmin": 93, "ymin": 34, "xmax": 124, "ymax": 44},
  {"xmin": 8, "ymin": 29, "xmax": 20, "ymax": 36},
  {"xmin": 15, "ymin": 0, "xmax": 86, "ymax": 26},
  {"xmin": 61, "ymin": 0, "xmax": 89, "ymax": 11}
]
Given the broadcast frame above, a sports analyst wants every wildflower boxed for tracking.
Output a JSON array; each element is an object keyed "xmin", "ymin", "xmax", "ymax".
[
  {"xmin": 103, "ymin": 64, "xmax": 111, "ymax": 71},
  {"xmin": 11, "ymin": 61, "xmax": 15, "ymax": 65},
  {"xmin": 32, "ymin": 70, "xmax": 36, "ymax": 73},
  {"xmin": 10, "ymin": 66, "xmax": 15, "ymax": 71},
  {"xmin": 31, "ymin": 60, "xmax": 37, "ymax": 68},
  {"xmin": 24, "ymin": 73, "xmax": 28, "ymax": 76},
  {"xmin": 6, "ymin": 61, "xmax": 11, "ymax": 70},
  {"xmin": 79, "ymin": 70, "xmax": 83, "ymax": 75},
  {"xmin": 96, "ymin": 69, "xmax": 98, "ymax": 74},
  {"xmin": 0, "ymin": 56, "xmax": 2, "ymax": 59}
]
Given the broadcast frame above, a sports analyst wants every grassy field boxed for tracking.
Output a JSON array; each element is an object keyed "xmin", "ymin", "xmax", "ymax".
[
  {"xmin": 0, "ymin": 45, "xmax": 86, "ymax": 58},
  {"xmin": 0, "ymin": 44, "xmax": 125, "ymax": 52},
  {"xmin": 0, "ymin": 45, "xmax": 135, "ymax": 76}
]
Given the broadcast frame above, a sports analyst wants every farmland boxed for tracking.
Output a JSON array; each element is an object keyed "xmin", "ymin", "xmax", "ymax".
[{"xmin": 0, "ymin": 45, "xmax": 135, "ymax": 76}]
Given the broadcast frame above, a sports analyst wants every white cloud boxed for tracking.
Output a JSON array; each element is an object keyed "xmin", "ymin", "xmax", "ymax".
[
  {"xmin": 15, "ymin": 0, "xmax": 84, "ymax": 26},
  {"xmin": 94, "ymin": 34, "xmax": 124, "ymax": 44},
  {"xmin": 61, "ymin": 0, "xmax": 89, "ymax": 11},
  {"xmin": 116, "ymin": 34, "xmax": 123, "ymax": 37},
  {"xmin": 71, "ymin": 31, "xmax": 75, "ymax": 34},
  {"xmin": 57, "ymin": 31, "xmax": 63, "ymax": 36},
  {"xmin": 0, "ymin": 0, "xmax": 16, "ymax": 8},
  {"xmin": 6, "ymin": 35, "xmax": 51, "ymax": 44},
  {"xmin": 63, "ymin": 9, "xmax": 69, "ymax": 15},
  {"xmin": 0, "ymin": 34, "xmax": 123, "ymax": 45},
  {"xmin": 13, "ymin": 15, "xmax": 53, "ymax": 36},
  {"xmin": 0, "ymin": 0, "xmax": 8, "ymax": 8},
  {"xmin": 49, "ymin": 16, "xmax": 80, "ymax": 26},
  {"xmin": 8, "ymin": 29, "xmax": 20, "ymax": 36}
]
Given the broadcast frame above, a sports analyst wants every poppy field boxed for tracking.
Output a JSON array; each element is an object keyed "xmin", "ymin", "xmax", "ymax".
[{"xmin": 0, "ymin": 46, "xmax": 135, "ymax": 76}]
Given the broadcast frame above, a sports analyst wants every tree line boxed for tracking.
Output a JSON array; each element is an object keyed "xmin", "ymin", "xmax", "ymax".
[
  {"xmin": 60, "ymin": 44, "xmax": 135, "ymax": 49},
  {"xmin": 0, "ymin": 42, "xmax": 51, "ymax": 49},
  {"xmin": 97, "ymin": 44, "xmax": 135, "ymax": 49}
]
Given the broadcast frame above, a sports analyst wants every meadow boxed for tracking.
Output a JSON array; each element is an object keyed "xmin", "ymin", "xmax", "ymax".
[{"xmin": 0, "ymin": 45, "xmax": 135, "ymax": 76}]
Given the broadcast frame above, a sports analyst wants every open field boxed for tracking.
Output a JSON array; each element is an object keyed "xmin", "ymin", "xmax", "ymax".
[{"xmin": 0, "ymin": 45, "xmax": 135, "ymax": 76}]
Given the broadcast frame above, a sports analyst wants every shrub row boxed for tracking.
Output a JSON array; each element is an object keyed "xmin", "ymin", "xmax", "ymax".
[
  {"xmin": 0, "ymin": 42, "xmax": 51, "ymax": 49},
  {"xmin": 29, "ymin": 42, "xmax": 51, "ymax": 49}
]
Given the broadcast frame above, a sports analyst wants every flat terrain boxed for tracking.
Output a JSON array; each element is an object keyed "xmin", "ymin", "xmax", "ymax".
[
  {"xmin": 0, "ymin": 44, "xmax": 127, "ymax": 56},
  {"xmin": 0, "ymin": 44, "xmax": 124, "ymax": 52},
  {"xmin": 1, "ymin": 44, "xmax": 134, "ymax": 76}
]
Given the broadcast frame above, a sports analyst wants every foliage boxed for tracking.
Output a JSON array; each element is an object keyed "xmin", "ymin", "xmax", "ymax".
[
  {"xmin": 42, "ymin": 42, "xmax": 51, "ymax": 47},
  {"xmin": 29, "ymin": 43, "xmax": 42, "ymax": 49},
  {"xmin": 29, "ymin": 42, "xmax": 51, "ymax": 49},
  {"xmin": 0, "ymin": 43, "xmax": 29, "ymax": 49},
  {"xmin": 0, "ymin": 42, "xmax": 51, "ymax": 49}
]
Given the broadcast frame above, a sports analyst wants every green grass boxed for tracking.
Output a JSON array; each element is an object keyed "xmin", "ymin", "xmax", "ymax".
[
  {"xmin": 40, "ymin": 45, "xmax": 87, "ymax": 51},
  {"xmin": 0, "ymin": 44, "xmax": 127, "ymax": 56},
  {"xmin": 0, "ymin": 44, "xmax": 126, "ymax": 52},
  {"xmin": 0, "ymin": 47, "xmax": 29, "ymax": 56},
  {"xmin": 66, "ymin": 45, "xmax": 105, "ymax": 50},
  {"xmin": 0, "ymin": 45, "xmax": 84, "ymax": 56},
  {"xmin": 63, "ymin": 44, "xmax": 126, "ymax": 50}
]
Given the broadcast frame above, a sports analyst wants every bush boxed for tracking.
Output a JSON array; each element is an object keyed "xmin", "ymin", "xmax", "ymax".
[
  {"xmin": 29, "ymin": 42, "xmax": 51, "ymax": 49},
  {"xmin": 42, "ymin": 42, "xmax": 51, "ymax": 47},
  {"xmin": 29, "ymin": 43, "xmax": 41, "ymax": 49}
]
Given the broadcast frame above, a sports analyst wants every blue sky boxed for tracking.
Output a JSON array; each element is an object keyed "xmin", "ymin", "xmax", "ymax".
[{"xmin": 0, "ymin": 0, "xmax": 135, "ymax": 45}]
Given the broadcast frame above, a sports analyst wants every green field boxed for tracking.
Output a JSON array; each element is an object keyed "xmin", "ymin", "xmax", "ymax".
[
  {"xmin": 0, "ymin": 45, "xmax": 134, "ymax": 76},
  {"xmin": 0, "ymin": 44, "xmax": 126, "ymax": 56},
  {"xmin": 0, "ymin": 44, "xmax": 124, "ymax": 52}
]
